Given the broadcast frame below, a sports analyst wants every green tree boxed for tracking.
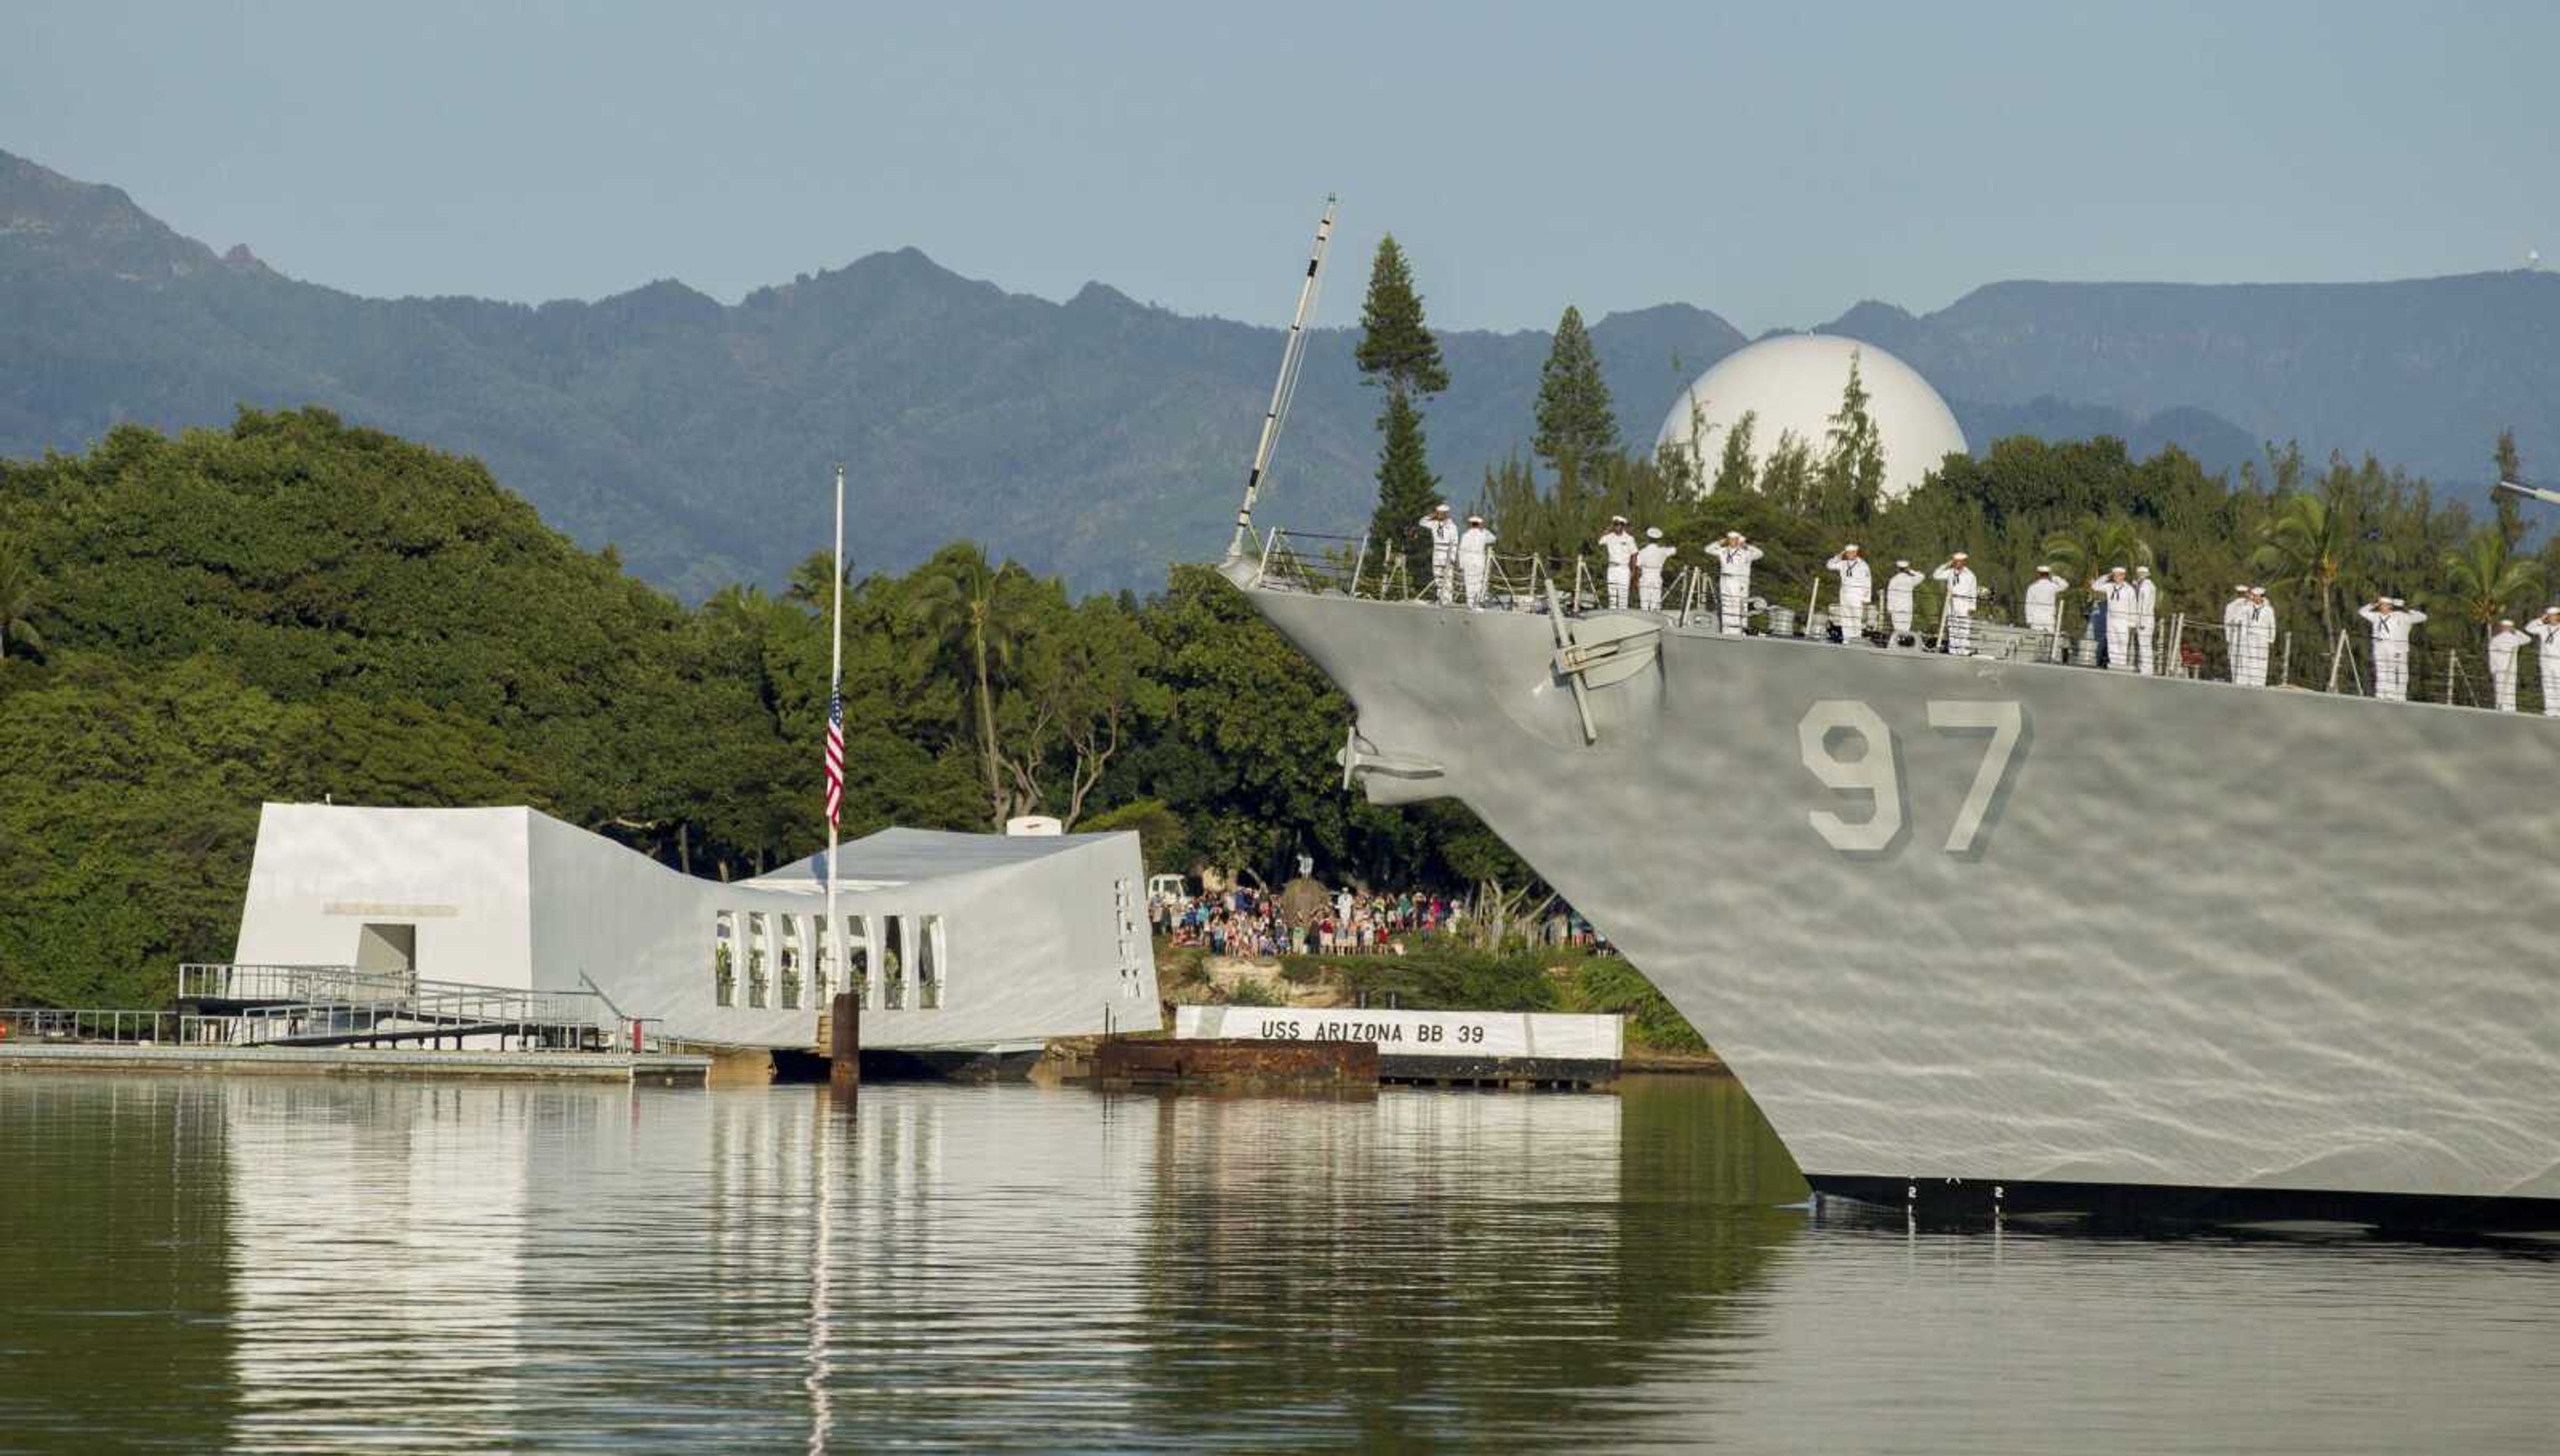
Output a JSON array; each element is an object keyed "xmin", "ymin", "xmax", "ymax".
[
  {"xmin": 907, "ymin": 543, "xmax": 1039, "ymax": 829},
  {"xmin": 1532, "ymin": 305, "xmax": 1619, "ymax": 486},
  {"xmin": 2493, "ymin": 429, "xmax": 2528, "ymax": 553},
  {"xmin": 1815, "ymin": 352, "xmax": 1887, "ymax": 524},
  {"xmin": 1369, "ymin": 393, "xmax": 1443, "ymax": 583},
  {"xmin": 1709, "ymin": 411, "xmax": 1759, "ymax": 498},
  {"xmin": 1353, "ymin": 235, "xmax": 1449, "ymax": 398},
  {"xmin": 2439, "ymin": 525, "xmax": 2544, "ymax": 631},
  {"xmin": 1356, "ymin": 237, "xmax": 1451, "ymax": 580},
  {"xmin": 0, "ymin": 536, "xmax": 43, "ymax": 661},
  {"xmin": 2251, "ymin": 470, "xmax": 2381, "ymax": 638},
  {"xmin": 1757, "ymin": 430, "xmax": 1815, "ymax": 513}
]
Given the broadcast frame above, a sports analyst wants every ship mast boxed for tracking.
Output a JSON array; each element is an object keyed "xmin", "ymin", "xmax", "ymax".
[{"xmin": 1227, "ymin": 195, "xmax": 1338, "ymax": 559}]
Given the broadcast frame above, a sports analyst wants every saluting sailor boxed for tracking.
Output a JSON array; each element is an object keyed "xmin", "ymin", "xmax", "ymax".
[
  {"xmin": 1598, "ymin": 515, "xmax": 1637, "ymax": 610},
  {"xmin": 2129, "ymin": 565, "xmax": 2160, "ymax": 675},
  {"xmin": 1457, "ymin": 513, "xmax": 1498, "ymax": 611},
  {"xmin": 1419, "ymin": 503, "xmax": 1459, "ymax": 605},
  {"xmin": 1886, "ymin": 559, "xmax": 1925, "ymax": 647},
  {"xmin": 1635, "ymin": 527, "xmax": 1677, "ymax": 613},
  {"xmin": 1931, "ymin": 551, "xmax": 1980, "ymax": 655},
  {"xmin": 2358, "ymin": 595, "xmax": 2427, "ymax": 702},
  {"xmin": 2235, "ymin": 586, "xmax": 2277, "ymax": 687},
  {"xmin": 2528, "ymin": 605, "xmax": 2560, "ymax": 717},
  {"xmin": 2022, "ymin": 565, "xmax": 2062, "ymax": 655},
  {"xmin": 2089, "ymin": 567, "xmax": 2139, "ymax": 673},
  {"xmin": 1825, "ymin": 543, "xmax": 1873, "ymax": 643},
  {"xmin": 2488, "ymin": 617, "xmax": 2532, "ymax": 713},
  {"xmin": 1710, "ymin": 531, "xmax": 1764, "ymax": 636}
]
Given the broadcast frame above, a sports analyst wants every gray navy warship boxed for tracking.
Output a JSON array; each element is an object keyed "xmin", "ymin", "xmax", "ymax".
[{"xmin": 1219, "ymin": 207, "xmax": 2560, "ymax": 1231}]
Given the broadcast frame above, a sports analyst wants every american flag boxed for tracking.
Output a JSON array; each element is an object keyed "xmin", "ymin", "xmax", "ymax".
[{"xmin": 822, "ymin": 686, "xmax": 845, "ymax": 827}]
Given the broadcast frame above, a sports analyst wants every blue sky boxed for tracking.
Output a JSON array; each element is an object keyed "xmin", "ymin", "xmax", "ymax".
[{"xmin": 8, "ymin": 0, "xmax": 2555, "ymax": 335}]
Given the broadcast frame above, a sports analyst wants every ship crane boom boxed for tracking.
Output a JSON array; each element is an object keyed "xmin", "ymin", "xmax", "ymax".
[
  {"xmin": 1227, "ymin": 196, "xmax": 1337, "ymax": 559},
  {"xmin": 2495, "ymin": 478, "xmax": 2560, "ymax": 509}
]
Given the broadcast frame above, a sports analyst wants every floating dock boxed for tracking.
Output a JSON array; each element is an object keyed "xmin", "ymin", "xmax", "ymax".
[{"xmin": 1095, "ymin": 1037, "xmax": 1377, "ymax": 1089}]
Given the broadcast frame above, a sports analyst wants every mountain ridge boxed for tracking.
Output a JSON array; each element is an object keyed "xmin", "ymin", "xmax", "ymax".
[{"xmin": 4, "ymin": 147, "xmax": 2537, "ymax": 596}]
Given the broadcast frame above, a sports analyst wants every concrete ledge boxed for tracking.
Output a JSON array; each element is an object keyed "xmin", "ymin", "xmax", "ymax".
[{"xmin": 0, "ymin": 1043, "xmax": 710, "ymax": 1085}]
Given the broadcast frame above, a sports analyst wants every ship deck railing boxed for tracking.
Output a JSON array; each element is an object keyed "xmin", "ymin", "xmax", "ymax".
[{"xmin": 1239, "ymin": 531, "xmax": 2550, "ymax": 715}]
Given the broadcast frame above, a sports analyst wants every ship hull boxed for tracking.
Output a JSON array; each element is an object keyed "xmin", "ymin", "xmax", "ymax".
[{"xmin": 1239, "ymin": 577, "xmax": 2560, "ymax": 1216}]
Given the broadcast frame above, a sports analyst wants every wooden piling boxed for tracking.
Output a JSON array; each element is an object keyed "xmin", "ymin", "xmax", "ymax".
[{"xmin": 828, "ymin": 991, "xmax": 859, "ymax": 1095}]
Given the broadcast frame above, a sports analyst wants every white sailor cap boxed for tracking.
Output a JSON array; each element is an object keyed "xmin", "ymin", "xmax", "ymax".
[
  {"xmin": 1610, "ymin": 514, "xmax": 1628, "ymax": 523},
  {"xmin": 1895, "ymin": 559, "xmax": 1911, "ymax": 568},
  {"xmin": 2247, "ymin": 585, "xmax": 2265, "ymax": 595},
  {"xmin": 2134, "ymin": 565, "xmax": 2151, "ymax": 576},
  {"xmin": 1843, "ymin": 543, "xmax": 1861, "ymax": 552},
  {"xmin": 2108, "ymin": 564, "xmax": 2128, "ymax": 575},
  {"xmin": 2385, "ymin": 596, "xmax": 2405, "ymax": 607},
  {"xmin": 2033, "ymin": 565, "xmax": 2052, "ymax": 574},
  {"xmin": 1644, "ymin": 527, "xmax": 1663, "ymax": 539},
  {"xmin": 2499, "ymin": 617, "xmax": 2516, "ymax": 627},
  {"xmin": 1724, "ymin": 529, "xmax": 1745, "ymax": 540},
  {"xmin": 1467, "ymin": 513, "xmax": 1484, "ymax": 524},
  {"xmin": 2546, "ymin": 605, "xmax": 2560, "ymax": 616},
  {"xmin": 1432, "ymin": 502, "xmax": 1451, "ymax": 512},
  {"xmin": 1950, "ymin": 550, "xmax": 1968, "ymax": 559}
]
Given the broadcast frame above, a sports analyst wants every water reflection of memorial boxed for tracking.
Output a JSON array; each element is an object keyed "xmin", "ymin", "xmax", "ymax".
[{"xmin": 1127, "ymin": 1076, "xmax": 1807, "ymax": 1447}]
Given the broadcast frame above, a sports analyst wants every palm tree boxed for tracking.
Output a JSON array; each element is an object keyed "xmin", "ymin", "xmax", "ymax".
[
  {"xmin": 2037, "ymin": 513, "xmax": 2153, "ymax": 584},
  {"xmin": 781, "ymin": 551, "xmax": 849, "ymax": 613},
  {"xmin": 0, "ymin": 539, "xmax": 45, "ymax": 663},
  {"xmin": 909, "ymin": 545, "xmax": 1034, "ymax": 828},
  {"xmin": 2439, "ymin": 526, "xmax": 2545, "ymax": 631},
  {"xmin": 2249, "ymin": 489, "xmax": 2370, "ymax": 639}
]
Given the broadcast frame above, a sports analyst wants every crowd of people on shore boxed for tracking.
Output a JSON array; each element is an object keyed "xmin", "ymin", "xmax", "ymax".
[
  {"xmin": 1155, "ymin": 884, "xmax": 1462, "ymax": 957},
  {"xmin": 1415, "ymin": 501, "xmax": 2560, "ymax": 713},
  {"xmin": 1153, "ymin": 881, "xmax": 1611, "ymax": 959}
]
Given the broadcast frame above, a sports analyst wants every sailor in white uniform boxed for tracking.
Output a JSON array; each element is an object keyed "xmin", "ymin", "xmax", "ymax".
[
  {"xmin": 2129, "ymin": 565, "xmax": 2160, "ymax": 675},
  {"xmin": 1635, "ymin": 527, "xmax": 1677, "ymax": 613},
  {"xmin": 2358, "ymin": 595, "xmax": 2427, "ymax": 702},
  {"xmin": 1710, "ymin": 531, "xmax": 1764, "ymax": 635},
  {"xmin": 2089, "ymin": 567, "xmax": 2139, "ymax": 672},
  {"xmin": 2235, "ymin": 586, "xmax": 2277, "ymax": 687},
  {"xmin": 1419, "ymin": 503, "xmax": 1458, "ymax": 605},
  {"xmin": 1457, "ymin": 513, "xmax": 1497, "ymax": 611},
  {"xmin": 2487, "ymin": 617, "xmax": 2531, "ymax": 713},
  {"xmin": 1885, "ymin": 559, "xmax": 1924, "ymax": 647},
  {"xmin": 1931, "ymin": 552, "xmax": 1980, "ymax": 655},
  {"xmin": 1598, "ymin": 515, "xmax": 1637, "ymax": 610},
  {"xmin": 1825, "ymin": 543, "xmax": 1872, "ymax": 643},
  {"xmin": 2022, "ymin": 565, "xmax": 2062, "ymax": 657},
  {"xmin": 2530, "ymin": 606, "xmax": 2560, "ymax": 717}
]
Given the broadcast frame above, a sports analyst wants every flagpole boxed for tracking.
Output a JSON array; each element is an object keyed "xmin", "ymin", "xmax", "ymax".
[{"xmin": 827, "ymin": 462, "xmax": 845, "ymax": 1003}]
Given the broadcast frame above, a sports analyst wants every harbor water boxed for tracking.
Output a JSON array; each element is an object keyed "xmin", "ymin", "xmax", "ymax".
[{"xmin": 3, "ymin": 1073, "xmax": 2556, "ymax": 1452}]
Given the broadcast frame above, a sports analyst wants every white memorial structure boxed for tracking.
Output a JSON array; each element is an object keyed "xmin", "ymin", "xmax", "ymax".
[{"xmin": 231, "ymin": 803, "xmax": 1159, "ymax": 1053}]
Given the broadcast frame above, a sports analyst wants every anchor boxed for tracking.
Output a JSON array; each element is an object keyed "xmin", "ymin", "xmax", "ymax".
[
  {"xmin": 1339, "ymin": 724, "xmax": 1443, "ymax": 794},
  {"xmin": 1546, "ymin": 580, "xmax": 1662, "ymax": 745}
]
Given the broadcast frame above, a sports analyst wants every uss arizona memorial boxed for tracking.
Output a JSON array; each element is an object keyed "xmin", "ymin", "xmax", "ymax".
[{"xmin": 232, "ymin": 803, "xmax": 1161, "ymax": 1053}]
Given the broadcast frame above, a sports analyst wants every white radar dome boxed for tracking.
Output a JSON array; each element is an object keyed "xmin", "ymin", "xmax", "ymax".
[{"xmin": 1653, "ymin": 335, "xmax": 1968, "ymax": 504}]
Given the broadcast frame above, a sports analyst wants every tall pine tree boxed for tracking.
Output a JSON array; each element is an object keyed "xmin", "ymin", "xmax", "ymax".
[
  {"xmin": 1816, "ymin": 351, "xmax": 1887, "ymax": 524},
  {"xmin": 2493, "ymin": 428, "xmax": 2527, "ymax": 552},
  {"xmin": 1533, "ymin": 305, "xmax": 1619, "ymax": 489},
  {"xmin": 1357, "ymin": 236, "xmax": 1450, "ymax": 578}
]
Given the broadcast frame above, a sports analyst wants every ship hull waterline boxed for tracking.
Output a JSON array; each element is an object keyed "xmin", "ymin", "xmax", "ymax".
[{"xmin": 1234, "ymin": 569, "xmax": 2560, "ymax": 1229}]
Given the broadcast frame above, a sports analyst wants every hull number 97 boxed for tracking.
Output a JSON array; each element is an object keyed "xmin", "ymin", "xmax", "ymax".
[{"xmin": 1798, "ymin": 699, "xmax": 2026, "ymax": 856}]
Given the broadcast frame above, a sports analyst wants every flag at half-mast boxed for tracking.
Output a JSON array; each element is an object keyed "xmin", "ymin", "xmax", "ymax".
[{"xmin": 823, "ymin": 687, "xmax": 845, "ymax": 827}]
